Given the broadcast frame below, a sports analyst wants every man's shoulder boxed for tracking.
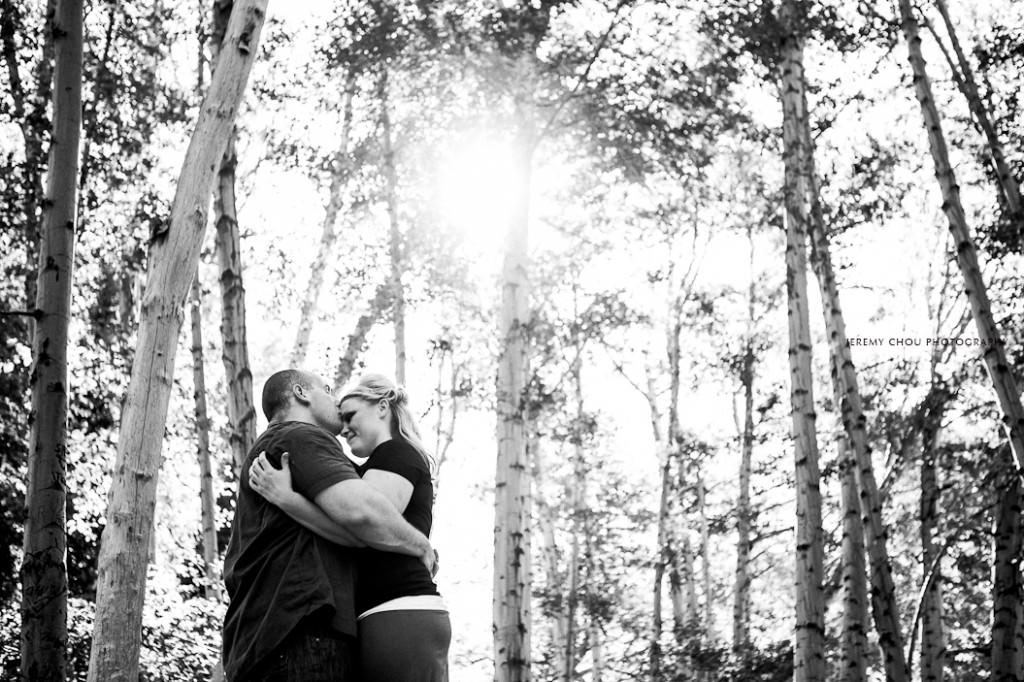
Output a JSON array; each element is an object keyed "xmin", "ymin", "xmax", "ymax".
[{"xmin": 265, "ymin": 421, "xmax": 343, "ymax": 448}]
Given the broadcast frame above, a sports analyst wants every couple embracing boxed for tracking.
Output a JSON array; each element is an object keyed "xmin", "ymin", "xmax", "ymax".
[{"xmin": 220, "ymin": 370, "xmax": 450, "ymax": 681}]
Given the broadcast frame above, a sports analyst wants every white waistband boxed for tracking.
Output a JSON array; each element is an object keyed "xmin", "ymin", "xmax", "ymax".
[{"xmin": 358, "ymin": 594, "xmax": 448, "ymax": 620}]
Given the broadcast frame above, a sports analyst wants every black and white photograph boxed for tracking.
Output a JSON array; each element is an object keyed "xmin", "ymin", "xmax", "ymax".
[{"xmin": 2, "ymin": 0, "xmax": 1023, "ymax": 679}]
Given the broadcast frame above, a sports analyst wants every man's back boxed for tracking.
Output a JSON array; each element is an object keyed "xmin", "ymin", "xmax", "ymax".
[{"xmin": 222, "ymin": 421, "xmax": 358, "ymax": 680}]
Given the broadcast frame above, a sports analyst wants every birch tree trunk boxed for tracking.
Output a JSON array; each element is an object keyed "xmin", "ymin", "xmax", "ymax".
[
  {"xmin": 87, "ymin": 4, "xmax": 268, "ymax": 679},
  {"xmin": 214, "ymin": 131, "xmax": 256, "ymax": 475},
  {"xmin": 564, "ymin": 346, "xmax": 588, "ymax": 680},
  {"xmin": 189, "ymin": 278, "xmax": 221, "ymax": 601},
  {"xmin": 652, "ymin": 286, "xmax": 685, "ymax": 680},
  {"xmin": 838, "ymin": 440, "xmax": 868, "ymax": 682},
  {"xmin": 290, "ymin": 71, "xmax": 357, "ymax": 367},
  {"xmin": 530, "ymin": 440, "xmax": 568, "ymax": 682},
  {"xmin": 991, "ymin": 452, "xmax": 1024, "ymax": 681},
  {"xmin": 494, "ymin": 100, "xmax": 533, "ymax": 682},
  {"xmin": 697, "ymin": 475, "xmax": 713, "ymax": 642},
  {"xmin": 777, "ymin": 3, "xmax": 825, "ymax": 678},
  {"xmin": 21, "ymin": 1, "xmax": 81, "ymax": 678},
  {"xmin": 650, "ymin": 417, "xmax": 670, "ymax": 680},
  {"xmin": 918, "ymin": 379, "xmax": 947, "ymax": 682},
  {"xmin": 788, "ymin": 5, "xmax": 910, "ymax": 673},
  {"xmin": 211, "ymin": 0, "xmax": 256, "ymax": 475},
  {"xmin": 378, "ymin": 67, "xmax": 407, "ymax": 384},
  {"xmin": 733, "ymin": 226, "xmax": 755, "ymax": 658},
  {"xmin": 584, "ymin": 467, "xmax": 602, "ymax": 682},
  {"xmin": 897, "ymin": 0, "xmax": 1024, "ymax": 473},
  {"xmin": 334, "ymin": 281, "xmax": 393, "ymax": 386},
  {"xmin": 931, "ymin": 0, "xmax": 1023, "ymax": 231},
  {"xmin": 431, "ymin": 345, "xmax": 459, "ymax": 493},
  {"xmin": 803, "ymin": 117, "xmax": 909, "ymax": 682}
]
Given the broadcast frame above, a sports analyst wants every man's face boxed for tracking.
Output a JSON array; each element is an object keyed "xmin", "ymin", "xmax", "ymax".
[{"xmin": 302, "ymin": 373, "xmax": 343, "ymax": 435}]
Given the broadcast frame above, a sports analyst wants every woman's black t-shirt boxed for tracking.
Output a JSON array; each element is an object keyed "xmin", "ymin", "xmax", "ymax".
[{"xmin": 355, "ymin": 439, "xmax": 439, "ymax": 614}]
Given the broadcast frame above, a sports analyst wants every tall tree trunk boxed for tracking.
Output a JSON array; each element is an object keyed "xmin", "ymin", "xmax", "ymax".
[
  {"xmin": 87, "ymin": 4, "xmax": 268, "ymax": 679},
  {"xmin": 930, "ymin": 0, "xmax": 1023, "ymax": 233},
  {"xmin": 653, "ymin": 284, "xmax": 685, "ymax": 679},
  {"xmin": 777, "ymin": 2, "xmax": 825, "ymax": 679},
  {"xmin": 697, "ymin": 475, "xmax": 713, "ymax": 642},
  {"xmin": 289, "ymin": 71, "xmax": 357, "ymax": 366},
  {"xmin": 582, "ymin": 445, "xmax": 602, "ymax": 682},
  {"xmin": 838, "ymin": 439, "xmax": 868, "ymax": 682},
  {"xmin": 20, "ymin": 1, "xmax": 81, "ymax": 678},
  {"xmin": 494, "ymin": 102, "xmax": 533, "ymax": 682},
  {"xmin": 898, "ymin": 0, "xmax": 1024, "ymax": 473},
  {"xmin": 189, "ymin": 277, "xmax": 221, "ymax": 601},
  {"xmin": 334, "ymin": 281, "xmax": 393, "ymax": 387},
  {"xmin": 733, "ymin": 225, "xmax": 755, "ymax": 658},
  {"xmin": 651, "ymin": 435, "xmax": 671, "ymax": 681},
  {"xmin": 991, "ymin": 450, "xmax": 1024, "ymax": 681},
  {"xmin": 530, "ymin": 439, "xmax": 568, "ymax": 682},
  {"xmin": 918, "ymin": 377, "xmax": 948, "ymax": 682},
  {"xmin": 211, "ymin": 0, "xmax": 255, "ymax": 475},
  {"xmin": 802, "ymin": 103, "xmax": 909, "ymax": 682},
  {"xmin": 431, "ymin": 343, "xmax": 459, "ymax": 493},
  {"xmin": 378, "ymin": 67, "xmax": 406, "ymax": 384},
  {"xmin": 214, "ymin": 131, "xmax": 256, "ymax": 475}
]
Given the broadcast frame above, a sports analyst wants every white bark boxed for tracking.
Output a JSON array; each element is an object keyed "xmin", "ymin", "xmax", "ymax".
[
  {"xmin": 778, "ymin": 2, "xmax": 825, "ymax": 678},
  {"xmin": 494, "ymin": 102, "xmax": 533, "ymax": 682},
  {"xmin": 87, "ymin": 4, "xmax": 268, "ymax": 679},
  {"xmin": 899, "ymin": 0, "xmax": 1024, "ymax": 475}
]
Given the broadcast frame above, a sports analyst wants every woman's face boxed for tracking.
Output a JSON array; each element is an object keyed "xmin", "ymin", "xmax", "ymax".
[{"xmin": 338, "ymin": 397, "xmax": 389, "ymax": 458}]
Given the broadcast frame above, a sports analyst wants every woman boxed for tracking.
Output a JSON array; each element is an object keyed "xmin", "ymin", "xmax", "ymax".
[{"xmin": 249, "ymin": 373, "xmax": 450, "ymax": 681}]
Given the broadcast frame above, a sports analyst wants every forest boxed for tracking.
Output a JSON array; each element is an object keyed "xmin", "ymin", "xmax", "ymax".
[{"xmin": 2, "ymin": 0, "xmax": 1024, "ymax": 680}]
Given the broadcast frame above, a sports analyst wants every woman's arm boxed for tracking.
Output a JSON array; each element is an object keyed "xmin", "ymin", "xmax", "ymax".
[
  {"xmin": 249, "ymin": 451, "xmax": 365, "ymax": 547},
  {"xmin": 361, "ymin": 469, "xmax": 414, "ymax": 513}
]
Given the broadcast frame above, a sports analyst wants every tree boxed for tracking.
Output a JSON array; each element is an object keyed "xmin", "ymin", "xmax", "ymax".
[
  {"xmin": 896, "ymin": 0, "xmax": 1024, "ymax": 477},
  {"xmin": 801, "ymin": 55, "xmax": 910, "ymax": 682},
  {"xmin": 378, "ymin": 63, "xmax": 407, "ymax": 384},
  {"xmin": 990, "ymin": 449, "xmax": 1024, "ymax": 680},
  {"xmin": 188, "ymin": 277, "xmax": 221, "ymax": 601},
  {"xmin": 837, "ymin": 439, "xmax": 868, "ymax": 682},
  {"xmin": 87, "ymin": 2, "xmax": 268, "ymax": 679},
  {"xmin": 777, "ymin": 1, "xmax": 825, "ymax": 678},
  {"xmin": 21, "ymin": 0, "xmax": 82, "ymax": 679},
  {"xmin": 494, "ymin": 83, "xmax": 535, "ymax": 682},
  {"xmin": 924, "ymin": 0, "xmax": 1023, "ymax": 238},
  {"xmin": 210, "ymin": 0, "xmax": 256, "ymax": 475},
  {"xmin": 290, "ymin": 71, "xmax": 357, "ymax": 367}
]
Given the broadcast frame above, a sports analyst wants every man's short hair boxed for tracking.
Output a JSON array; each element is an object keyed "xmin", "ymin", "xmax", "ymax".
[{"xmin": 262, "ymin": 369, "xmax": 311, "ymax": 421}]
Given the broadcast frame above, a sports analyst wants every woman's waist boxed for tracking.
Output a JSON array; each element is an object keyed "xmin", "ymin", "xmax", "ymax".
[{"xmin": 357, "ymin": 594, "xmax": 448, "ymax": 620}]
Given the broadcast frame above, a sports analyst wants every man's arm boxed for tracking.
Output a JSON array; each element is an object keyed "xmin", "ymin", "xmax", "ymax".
[
  {"xmin": 274, "ymin": 492, "xmax": 365, "ymax": 547},
  {"xmin": 249, "ymin": 451, "xmax": 364, "ymax": 547},
  {"xmin": 314, "ymin": 479, "xmax": 433, "ymax": 565}
]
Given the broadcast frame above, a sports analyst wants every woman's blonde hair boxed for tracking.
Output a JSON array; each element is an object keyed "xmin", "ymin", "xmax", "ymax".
[{"xmin": 341, "ymin": 373, "xmax": 433, "ymax": 471}]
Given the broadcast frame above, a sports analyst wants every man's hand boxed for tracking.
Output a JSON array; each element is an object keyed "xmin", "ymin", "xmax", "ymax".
[
  {"xmin": 250, "ymin": 451, "xmax": 298, "ymax": 507},
  {"xmin": 422, "ymin": 547, "xmax": 439, "ymax": 577}
]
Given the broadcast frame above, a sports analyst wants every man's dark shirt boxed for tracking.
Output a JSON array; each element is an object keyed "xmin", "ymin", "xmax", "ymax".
[{"xmin": 222, "ymin": 421, "xmax": 359, "ymax": 681}]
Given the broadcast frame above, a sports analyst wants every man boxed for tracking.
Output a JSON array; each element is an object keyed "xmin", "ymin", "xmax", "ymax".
[{"xmin": 222, "ymin": 369, "xmax": 434, "ymax": 681}]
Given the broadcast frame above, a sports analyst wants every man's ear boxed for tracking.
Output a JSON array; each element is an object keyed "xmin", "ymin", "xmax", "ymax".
[{"xmin": 293, "ymin": 383, "xmax": 311, "ymax": 406}]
